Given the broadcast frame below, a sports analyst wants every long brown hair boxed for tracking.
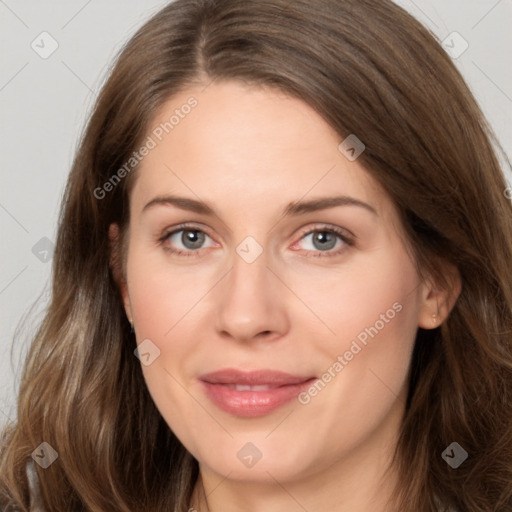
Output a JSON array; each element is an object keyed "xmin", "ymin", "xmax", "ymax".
[{"xmin": 1, "ymin": 0, "xmax": 511, "ymax": 510}]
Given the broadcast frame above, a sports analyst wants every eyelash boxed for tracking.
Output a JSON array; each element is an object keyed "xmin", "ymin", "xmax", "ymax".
[{"xmin": 158, "ymin": 223, "xmax": 354, "ymax": 259}]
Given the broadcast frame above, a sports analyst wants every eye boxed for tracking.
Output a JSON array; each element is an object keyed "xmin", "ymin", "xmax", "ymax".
[
  {"xmin": 159, "ymin": 224, "xmax": 216, "ymax": 257},
  {"xmin": 158, "ymin": 223, "xmax": 354, "ymax": 258},
  {"xmin": 292, "ymin": 225, "xmax": 354, "ymax": 258}
]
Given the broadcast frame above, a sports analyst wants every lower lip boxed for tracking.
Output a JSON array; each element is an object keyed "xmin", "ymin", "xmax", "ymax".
[{"xmin": 200, "ymin": 379, "xmax": 316, "ymax": 417}]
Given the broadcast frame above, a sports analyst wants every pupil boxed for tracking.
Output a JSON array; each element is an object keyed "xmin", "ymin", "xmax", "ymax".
[
  {"xmin": 314, "ymin": 232, "xmax": 335, "ymax": 250},
  {"xmin": 183, "ymin": 230, "xmax": 204, "ymax": 249}
]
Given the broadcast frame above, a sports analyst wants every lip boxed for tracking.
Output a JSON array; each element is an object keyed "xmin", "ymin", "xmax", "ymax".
[{"xmin": 199, "ymin": 369, "xmax": 317, "ymax": 417}]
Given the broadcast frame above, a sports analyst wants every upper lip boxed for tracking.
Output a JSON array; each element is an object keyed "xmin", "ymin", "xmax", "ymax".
[{"xmin": 199, "ymin": 368, "xmax": 315, "ymax": 387}]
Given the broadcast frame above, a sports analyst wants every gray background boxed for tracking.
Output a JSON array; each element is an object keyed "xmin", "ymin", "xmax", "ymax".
[{"xmin": 1, "ymin": 0, "xmax": 511, "ymax": 429}]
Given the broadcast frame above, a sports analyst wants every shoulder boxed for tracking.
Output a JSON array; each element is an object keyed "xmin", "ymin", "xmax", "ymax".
[{"xmin": 25, "ymin": 460, "xmax": 46, "ymax": 512}]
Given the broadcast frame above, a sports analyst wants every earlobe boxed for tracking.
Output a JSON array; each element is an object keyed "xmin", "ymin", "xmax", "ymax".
[
  {"xmin": 417, "ymin": 264, "xmax": 462, "ymax": 329},
  {"xmin": 108, "ymin": 223, "xmax": 132, "ymax": 323}
]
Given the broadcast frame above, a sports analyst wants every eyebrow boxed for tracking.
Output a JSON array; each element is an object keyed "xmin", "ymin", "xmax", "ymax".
[{"xmin": 142, "ymin": 194, "xmax": 377, "ymax": 217}]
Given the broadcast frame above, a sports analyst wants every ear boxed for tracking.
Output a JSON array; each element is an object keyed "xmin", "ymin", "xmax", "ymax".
[
  {"xmin": 108, "ymin": 223, "xmax": 132, "ymax": 324},
  {"xmin": 417, "ymin": 260, "xmax": 462, "ymax": 329}
]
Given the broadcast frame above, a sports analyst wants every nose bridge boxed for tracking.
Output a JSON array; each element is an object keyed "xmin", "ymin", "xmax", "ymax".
[
  {"xmin": 214, "ymin": 235, "xmax": 287, "ymax": 341},
  {"xmin": 231, "ymin": 237, "xmax": 269, "ymax": 294},
  {"xmin": 228, "ymin": 236, "xmax": 272, "ymax": 311}
]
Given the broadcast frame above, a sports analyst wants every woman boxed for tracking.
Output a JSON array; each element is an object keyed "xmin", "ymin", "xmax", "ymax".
[{"xmin": 1, "ymin": 0, "xmax": 511, "ymax": 510}]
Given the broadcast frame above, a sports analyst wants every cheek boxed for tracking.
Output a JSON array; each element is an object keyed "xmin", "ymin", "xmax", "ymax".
[
  {"xmin": 292, "ymin": 244, "xmax": 420, "ymax": 411},
  {"xmin": 295, "ymin": 246, "xmax": 421, "ymax": 429},
  {"xmin": 125, "ymin": 249, "xmax": 209, "ymax": 451},
  {"xmin": 287, "ymin": 244, "xmax": 420, "ymax": 361},
  {"xmin": 125, "ymin": 245, "xmax": 214, "ymax": 402},
  {"xmin": 126, "ymin": 245, "xmax": 209, "ymax": 341}
]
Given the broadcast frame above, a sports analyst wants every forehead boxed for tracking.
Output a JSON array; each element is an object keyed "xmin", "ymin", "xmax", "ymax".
[{"xmin": 129, "ymin": 80, "xmax": 390, "ymax": 220}]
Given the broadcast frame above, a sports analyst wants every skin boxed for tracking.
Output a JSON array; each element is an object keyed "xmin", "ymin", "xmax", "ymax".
[{"xmin": 110, "ymin": 80, "xmax": 460, "ymax": 512}]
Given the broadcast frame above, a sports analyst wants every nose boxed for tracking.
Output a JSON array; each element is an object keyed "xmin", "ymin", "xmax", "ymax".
[{"xmin": 214, "ymin": 244, "xmax": 289, "ymax": 344}]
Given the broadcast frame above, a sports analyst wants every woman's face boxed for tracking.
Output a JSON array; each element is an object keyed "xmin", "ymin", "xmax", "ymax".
[{"xmin": 116, "ymin": 80, "xmax": 437, "ymax": 487}]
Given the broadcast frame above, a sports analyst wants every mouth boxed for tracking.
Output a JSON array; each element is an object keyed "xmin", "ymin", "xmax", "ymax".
[{"xmin": 199, "ymin": 369, "xmax": 317, "ymax": 417}]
